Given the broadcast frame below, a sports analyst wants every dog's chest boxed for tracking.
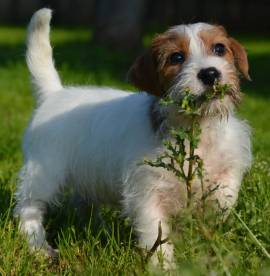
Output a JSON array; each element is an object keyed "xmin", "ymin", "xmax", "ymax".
[
  {"xmin": 195, "ymin": 121, "xmax": 232, "ymax": 182},
  {"xmin": 157, "ymin": 121, "xmax": 234, "ymax": 214}
]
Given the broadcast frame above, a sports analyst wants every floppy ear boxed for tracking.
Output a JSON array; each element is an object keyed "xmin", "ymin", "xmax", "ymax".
[
  {"xmin": 127, "ymin": 49, "xmax": 163, "ymax": 96},
  {"xmin": 229, "ymin": 38, "xmax": 251, "ymax": 80}
]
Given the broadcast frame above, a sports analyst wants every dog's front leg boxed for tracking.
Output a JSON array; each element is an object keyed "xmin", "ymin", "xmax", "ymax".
[
  {"xmin": 124, "ymin": 192, "xmax": 174, "ymax": 267},
  {"xmin": 205, "ymin": 169, "xmax": 242, "ymax": 218}
]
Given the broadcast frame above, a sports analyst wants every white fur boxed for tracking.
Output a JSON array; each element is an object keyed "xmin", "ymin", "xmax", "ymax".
[
  {"xmin": 15, "ymin": 9, "xmax": 251, "ymax": 265},
  {"xmin": 170, "ymin": 23, "xmax": 236, "ymax": 99},
  {"xmin": 26, "ymin": 9, "xmax": 62, "ymax": 103}
]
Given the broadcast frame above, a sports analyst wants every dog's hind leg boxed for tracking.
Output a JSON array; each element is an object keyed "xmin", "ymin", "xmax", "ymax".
[
  {"xmin": 14, "ymin": 199, "xmax": 57, "ymax": 256},
  {"xmin": 14, "ymin": 161, "xmax": 64, "ymax": 256}
]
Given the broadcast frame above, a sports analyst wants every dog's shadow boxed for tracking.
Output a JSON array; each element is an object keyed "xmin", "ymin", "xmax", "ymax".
[
  {"xmin": 0, "ymin": 183, "xmax": 14, "ymax": 215},
  {"xmin": 45, "ymin": 192, "xmax": 136, "ymax": 253}
]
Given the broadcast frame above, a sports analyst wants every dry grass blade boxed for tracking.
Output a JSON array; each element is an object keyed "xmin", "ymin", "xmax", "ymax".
[
  {"xmin": 0, "ymin": 267, "xmax": 6, "ymax": 276},
  {"xmin": 233, "ymin": 209, "xmax": 270, "ymax": 260}
]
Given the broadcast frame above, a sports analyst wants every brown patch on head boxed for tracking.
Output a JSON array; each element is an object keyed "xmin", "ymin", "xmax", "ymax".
[
  {"xmin": 128, "ymin": 32, "xmax": 189, "ymax": 97},
  {"xmin": 200, "ymin": 25, "xmax": 235, "ymax": 66},
  {"xmin": 199, "ymin": 25, "xmax": 250, "ymax": 80},
  {"xmin": 127, "ymin": 49, "xmax": 160, "ymax": 96}
]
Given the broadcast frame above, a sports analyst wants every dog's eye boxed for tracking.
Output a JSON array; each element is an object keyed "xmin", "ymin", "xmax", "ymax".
[
  {"xmin": 169, "ymin": 52, "xmax": 185, "ymax": 64},
  {"xmin": 213, "ymin": 43, "xmax": 226, "ymax": 56}
]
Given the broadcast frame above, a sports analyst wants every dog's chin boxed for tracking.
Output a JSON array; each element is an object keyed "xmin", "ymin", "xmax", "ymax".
[
  {"xmin": 197, "ymin": 94, "xmax": 237, "ymax": 119},
  {"xmin": 164, "ymin": 85, "xmax": 241, "ymax": 127}
]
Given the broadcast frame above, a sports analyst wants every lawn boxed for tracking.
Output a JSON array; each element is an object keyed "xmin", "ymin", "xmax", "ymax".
[{"xmin": 0, "ymin": 26, "xmax": 270, "ymax": 275}]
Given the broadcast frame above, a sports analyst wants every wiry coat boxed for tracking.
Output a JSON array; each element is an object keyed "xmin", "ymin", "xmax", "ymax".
[{"xmin": 15, "ymin": 9, "xmax": 251, "ymax": 264}]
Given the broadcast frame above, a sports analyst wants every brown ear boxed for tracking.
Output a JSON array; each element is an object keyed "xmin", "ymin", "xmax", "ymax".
[
  {"xmin": 229, "ymin": 38, "xmax": 251, "ymax": 80},
  {"xmin": 127, "ymin": 49, "xmax": 163, "ymax": 96}
]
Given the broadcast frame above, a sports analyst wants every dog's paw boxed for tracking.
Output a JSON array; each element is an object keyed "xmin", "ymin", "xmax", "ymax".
[
  {"xmin": 46, "ymin": 245, "xmax": 59, "ymax": 258},
  {"xmin": 30, "ymin": 242, "xmax": 59, "ymax": 258}
]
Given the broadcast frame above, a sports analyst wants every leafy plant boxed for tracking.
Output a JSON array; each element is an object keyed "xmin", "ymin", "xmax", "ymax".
[
  {"xmin": 142, "ymin": 82, "xmax": 232, "ymax": 264},
  {"xmin": 149, "ymin": 88, "xmax": 201, "ymax": 209},
  {"xmin": 145, "ymin": 83, "xmax": 231, "ymax": 207}
]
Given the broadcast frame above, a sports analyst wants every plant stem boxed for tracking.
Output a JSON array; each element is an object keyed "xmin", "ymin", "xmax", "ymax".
[
  {"xmin": 186, "ymin": 124, "xmax": 195, "ymax": 207},
  {"xmin": 144, "ymin": 221, "xmax": 169, "ymax": 263}
]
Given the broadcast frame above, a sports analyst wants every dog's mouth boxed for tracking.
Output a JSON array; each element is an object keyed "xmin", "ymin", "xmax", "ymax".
[
  {"xmin": 162, "ymin": 81, "xmax": 240, "ymax": 118},
  {"xmin": 196, "ymin": 82, "xmax": 242, "ymax": 117},
  {"xmin": 199, "ymin": 81, "xmax": 232, "ymax": 101}
]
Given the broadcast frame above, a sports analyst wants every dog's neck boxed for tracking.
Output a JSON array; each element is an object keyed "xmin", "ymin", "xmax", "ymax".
[{"xmin": 149, "ymin": 97, "xmax": 233, "ymax": 138}]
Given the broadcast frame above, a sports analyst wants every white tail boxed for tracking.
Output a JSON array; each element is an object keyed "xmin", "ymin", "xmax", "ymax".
[{"xmin": 26, "ymin": 8, "xmax": 62, "ymax": 103}]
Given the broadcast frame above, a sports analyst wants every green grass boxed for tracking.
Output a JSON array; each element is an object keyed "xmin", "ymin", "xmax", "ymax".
[{"xmin": 0, "ymin": 26, "xmax": 270, "ymax": 275}]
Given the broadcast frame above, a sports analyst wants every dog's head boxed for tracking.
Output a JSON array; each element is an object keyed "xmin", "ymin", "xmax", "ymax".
[{"xmin": 128, "ymin": 23, "xmax": 250, "ymax": 117}]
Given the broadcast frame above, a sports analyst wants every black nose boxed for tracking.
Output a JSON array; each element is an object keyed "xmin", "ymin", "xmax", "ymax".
[{"xmin": 197, "ymin": 67, "xmax": 221, "ymax": 86}]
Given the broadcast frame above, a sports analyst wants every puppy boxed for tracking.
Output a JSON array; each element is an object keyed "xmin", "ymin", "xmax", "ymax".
[{"xmin": 14, "ymin": 8, "xmax": 251, "ymax": 264}]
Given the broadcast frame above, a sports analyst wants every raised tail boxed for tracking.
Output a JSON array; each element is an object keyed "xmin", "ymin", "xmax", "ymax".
[{"xmin": 26, "ymin": 8, "xmax": 62, "ymax": 103}]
